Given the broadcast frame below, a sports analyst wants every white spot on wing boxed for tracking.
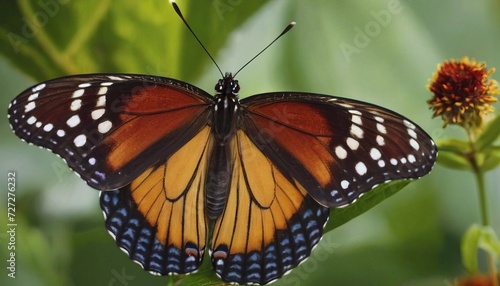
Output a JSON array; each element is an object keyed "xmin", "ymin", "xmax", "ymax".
[
  {"xmin": 98, "ymin": 120, "xmax": 112, "ymax": 133},
  {"xmin": 66, "ymin": 115, "xmax": 80, "ymax": 127},
  {"xmin": 376, "ymin": 135, "xmax": 385, "ymax": 146},
  {"xmin": 335, "ymin": 146, "xmax": 347, "ymax": 159},
  {"xmin": 96, "ymin": 96, "xmax": 106, "ymax": 107},
  {"xmin": 78, "ymin": 83, "xmax": 91, "ymax": 88},
  {"xmin": 25, "ymin": 102, "xmax": 36, "ymax": 112},
  {"xmin": 70, "ymin": 99, "xmax": 82, "ymax": 111},
  {"xmin": 108, "ymin": 76, "xmax": 125, "ymax": 81},
  {"xmin": 350, "ymin": 125, "xmax": 364, "ymax": 139},
  {"xmin": 351, "ymin": 115, "xmax": 362, "ymax": 125},
  {"xmin": 72, "ymin": 89, "xmax": 85, "ymax": 98},
  {"xmin": 378, "ymin": 160, "xmax": 385, "ymax": 167},
  {"xmin": 27, "ymin": 116, "xmax": 37, "ymax": 125},
  {"xmin": 338, "ymin": 103, "xmax": 354, "ymax": 109},
  {"xmin": 28, "ymin": 92, "xmax": 39, "ymax": 101},
  {"xmin": 408, "ymin": 154, "xmax": 416, "ymax": 163},
  {"xmin": 370, "ymin": 148, "xmax": 382, "ymax": 160},
  {"xmin": 43, "ymin": 123, "xmax": 53, "ymax": 132},
  {"xmin": 32, "ymin": 83, "xmax": 46, "ymax": 92},
  {"xmin": 97, "ymin": 87, "xmax": 108, "ymax": 95},
  {"xmin": 57, "ymin": 129, "xmax": 65, "ymax": 137},
  {"xmin": 355, "ymin": 162, "xmax": 367, "ymax": 175},
  {"xmin": 407, "ymin": 129, "xmax": 417, "ymax": 139},
  {"xmin": 346, "ymin": 137, "xmax": 359, "ymax": 150},
  {"xmin": 91, "ymin": 109, "xmax": 105, "ymax": 120},
  {"xmin": 376, "ymin": 123, "xmax": 386, "ymax": 134},
  {"xmin": 404, "ymin": 120, "xmax": 416, "ymax": 129},
  {"xmin": 410, "ymin": 138, "xmax": 420, "ymax": 150},
  {"xmin": 74, "ymin": 134, "xmax": 87, "ymax": 147},
  {"xmin": 341, "ymin": 180, "xmax": 349, "ymax": 189}
]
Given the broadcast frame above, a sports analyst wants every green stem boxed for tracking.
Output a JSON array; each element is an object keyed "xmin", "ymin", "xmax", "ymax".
[
  {"xmin": 474, "ymin": 169, "xmax": 489, "ymax": 226},
  {"xmin": 467, "ymin": 128, "xmax": 498, "ymax": 284},
  {"xmin": 467, "ymin": 127, "xmax": 489, "ymax": 226}
]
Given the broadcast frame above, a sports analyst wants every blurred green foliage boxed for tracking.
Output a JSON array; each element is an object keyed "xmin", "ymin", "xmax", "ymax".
[{"xmin": 1, "ymin": 0, "xmax": 499, "ymax": 285}]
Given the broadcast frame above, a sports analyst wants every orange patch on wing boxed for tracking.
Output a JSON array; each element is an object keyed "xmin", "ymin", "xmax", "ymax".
[
  {"xmin": 247, "ymin": 103, "xmax": 338, "ymax": 189},
  {"xmin": 163, "ymin": 127, "xmax": 211, "ymax": 200},
  {"xmin": 130, "ymin": 126, "xmax": 211, "ymax": 247},
  {"xmin": 237, "ymin": 131, "xmax": 275, "ymax": 207},
  {"xmin": 212, "ymin": 131, "xmax": 306, "ymax": 253},
  {"xmin": 124, "ymin": 86, "xmax": 207, "ymax": 114},
  {"xmin": 248, "ymin": 102, "xmax": 336, "ymax": 135},
  {"xmin": 107, "ymin": 105, "xmax": 207, "ymax": 171}
]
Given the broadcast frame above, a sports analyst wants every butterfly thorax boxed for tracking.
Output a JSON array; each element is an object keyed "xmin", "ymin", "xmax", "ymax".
[
  {"xmin": 206, "ymin": 73, "xmax": 240, "ymax": 219},
  {"xmin": 212, "ymin": 73, "xmax": 240, "ymax": 144}
]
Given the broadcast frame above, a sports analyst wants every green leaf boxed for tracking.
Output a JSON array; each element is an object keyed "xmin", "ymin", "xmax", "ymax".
[
  {"xmin": 436, "ymin": 149, "xmax": 471, "ymax": 171},
  {"xmin": 476, "ymin": 114, "xmax": 500, "ymax": 152},
  {"xmin": 436, "ymin": 139, "xmax": 471, "ymax": 154},
  {"xmin": 0, "ymin": 0, "xmax": 268, "ymax": 81},
  {"xmin": 461, "ymin": 224, "xmax": 500, "ymax": 274},
  {"xmin": 479, "ymin": 227, "xmax": 500, "ymax": 257},
  {"xmin": 461, "ymin": 224, "xmax": 483, "ymax": 274},
  {"xmin": 325, "ymin": 180, "xmax": 410, "ymax": 233},
  {"xmin": 480, "ymin": 146, "xmax": 500, "ymax": 172}
]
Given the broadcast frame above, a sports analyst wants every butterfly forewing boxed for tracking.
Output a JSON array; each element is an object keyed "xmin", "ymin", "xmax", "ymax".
[
  {"xmin": 240, "ymin": 92, "xmax": 437, "ymax": 207},
  {"xmin": 8, "ymin": 74, "xmax": 213, "ymax": 190}
]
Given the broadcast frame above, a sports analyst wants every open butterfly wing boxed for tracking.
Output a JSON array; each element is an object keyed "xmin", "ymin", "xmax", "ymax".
[
  {"xmin": 8, "ymin": 74, "xmax": 213, "ymax": 190},
  {"xmin": 9, "ymin": 72, "xmax": 437, "ymax": 284},
  {"xmin": 240, "ymin": 93, "xmax": 437, "ymax": 207},
  {"xmin": 210, "ymin": 130, "xmax": 329, "ymax": 285},
  {"xmin": 100, "ymin": 126, "xmax": 212, "ymax": 274}
]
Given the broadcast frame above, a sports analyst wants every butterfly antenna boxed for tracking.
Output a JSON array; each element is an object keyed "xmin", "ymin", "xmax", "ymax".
[
  {"xmin": 234, "ymin": 21, "xmax": 295, "ymax": 77},
  {"xmin": 170, "ymin": 0, "xmax": 224, "ymax": 77}
]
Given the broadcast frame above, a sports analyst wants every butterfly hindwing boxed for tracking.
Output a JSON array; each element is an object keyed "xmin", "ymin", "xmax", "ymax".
[
  {"xmin": 8, "ymin": 74, "xmax": 213, "ymax": 190},
  {"xmin": 210, "ymin": 130, "xmax": 330, "ymax": 285},
  {"xmin": 240, "ymin": 93, "xmax": 437, "ymax": 207},
  {"xmin": 100, "ymin": 125, "xmax": 212, "ymax": 274}
]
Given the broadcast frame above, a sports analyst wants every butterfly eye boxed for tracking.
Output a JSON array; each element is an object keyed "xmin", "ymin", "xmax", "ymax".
[
  {"xmin": 232, "ymin": 80, "xmax": 240, "ymax": 94},
  {"xmin": 215, "ymin": 79, "xmax": 224, "ymax": 93}
]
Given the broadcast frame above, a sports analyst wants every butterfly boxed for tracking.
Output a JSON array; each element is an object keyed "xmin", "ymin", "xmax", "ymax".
[{"xmin": 7, "ymin": 3, "xmax": 437, "ymax": 286}]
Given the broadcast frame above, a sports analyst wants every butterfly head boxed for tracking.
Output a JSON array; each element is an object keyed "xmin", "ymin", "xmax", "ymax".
[{"xmin": 215, "ymin": 73, "xmax": 240, "ymax": 97}]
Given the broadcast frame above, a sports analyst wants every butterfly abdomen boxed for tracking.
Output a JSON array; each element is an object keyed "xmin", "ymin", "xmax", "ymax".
[{"xmin": 206, "ymin": 143, "xmax": 233, "ymax": 219}]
